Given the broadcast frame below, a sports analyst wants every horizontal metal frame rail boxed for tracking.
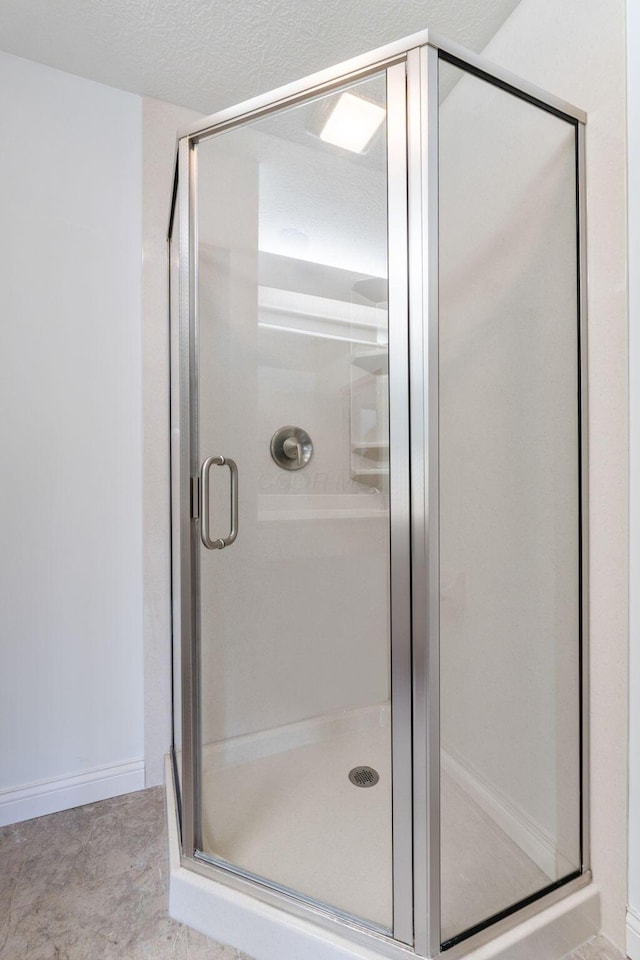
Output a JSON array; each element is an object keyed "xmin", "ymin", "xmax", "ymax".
[{"xmin": 175, "ymin": 30, "xmax": 584, "ymax": 150}]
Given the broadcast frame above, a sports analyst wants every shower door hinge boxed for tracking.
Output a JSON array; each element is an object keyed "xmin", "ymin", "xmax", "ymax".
[{"xmin": 191, "ymin": 476, "xmax": 200, "ymax": 520}]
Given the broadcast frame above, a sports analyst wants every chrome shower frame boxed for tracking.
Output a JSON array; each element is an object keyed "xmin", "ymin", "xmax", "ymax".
[{"xmin": 168, "ymin": 28, "xmax": 589, "ymax": 959}]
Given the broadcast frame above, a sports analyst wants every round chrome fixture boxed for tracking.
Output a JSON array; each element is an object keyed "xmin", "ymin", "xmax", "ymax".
[{"xmin": 270, "ymin": 426, "xmax": 313, "ymax": 471}]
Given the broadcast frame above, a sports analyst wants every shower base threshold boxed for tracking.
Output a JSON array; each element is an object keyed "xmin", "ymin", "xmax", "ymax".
[{"xmin": 166, "ymin": 755, "xmax": 599, "ymax": 960}]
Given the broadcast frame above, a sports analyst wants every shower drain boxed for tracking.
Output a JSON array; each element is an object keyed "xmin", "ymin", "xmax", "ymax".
[{"xmin": 348, "ymin": 766, "xmax": 380, "ymax": 788}]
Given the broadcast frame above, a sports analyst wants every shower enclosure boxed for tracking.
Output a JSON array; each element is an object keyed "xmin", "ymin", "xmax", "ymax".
[{"xmin": 168, "ymin": 29, "xmax": 588, "ymax": 960}]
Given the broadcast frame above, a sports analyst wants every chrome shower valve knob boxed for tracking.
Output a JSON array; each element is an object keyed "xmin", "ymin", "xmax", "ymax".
[{"xmin": 270, "ymin": 426, "xmax": 313, "ymax": 470}]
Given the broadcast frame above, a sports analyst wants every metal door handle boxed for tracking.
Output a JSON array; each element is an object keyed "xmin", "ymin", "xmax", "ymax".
[{"xmin": 200, "ymin": 456, "xmax": 238, "ymax": 550}]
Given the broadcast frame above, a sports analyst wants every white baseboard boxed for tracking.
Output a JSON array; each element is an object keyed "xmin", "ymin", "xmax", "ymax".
[
  {"xmin": 441, "ymin": 746, "xmax": 569, "ymax": 879},
  {"xmin": 627, "ymin": 907, "xmax": 640, "ymax": 959},
  {"xmin": 0, "ymin": 758, "xmax": 145, "ymax": 826},
  {"xmin": 204, "ymin": 702, "xmax": 389, "ymax": 770}
]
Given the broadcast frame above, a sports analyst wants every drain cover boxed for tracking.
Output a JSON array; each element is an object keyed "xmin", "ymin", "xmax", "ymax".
[{"xmin": 348, "ymin": 766, "xmax": 380, "ymax": 788}]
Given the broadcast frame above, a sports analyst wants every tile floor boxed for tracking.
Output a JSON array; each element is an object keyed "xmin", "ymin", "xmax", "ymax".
[
  {"xmin": 571, "ymin": 940, "xmax": 627, "ymax": 960},
  {"xmin": 0, "ymin": 787, "xmax": 245, "ymax": 959},
  {"xmin": 0, "ymin": 786, "xmax": 624, "ymax": 960}
]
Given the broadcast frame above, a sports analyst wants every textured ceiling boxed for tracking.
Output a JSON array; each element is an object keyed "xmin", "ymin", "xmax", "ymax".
[{"xmin": 0, "ymin": 0, "xmax": 521, "ymax": 115}]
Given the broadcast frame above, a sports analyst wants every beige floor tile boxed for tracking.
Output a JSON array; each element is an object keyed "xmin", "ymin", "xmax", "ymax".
[
  {"xmin": 124, "ymin": 927, "xmax": 189, "ymax": 959},
  {"xmin": 0, "ymin": 847, "xmax": 26, "ymax": 921},
  {"xmin": 185, "ymin": 927, "xmax": 247, "ymax": 960},
  {"xmin": 0, "ymin": 818, "xmax": 36, "ymax": 852},
  {"xmin": 12, "ymin": 788, "xmax": 167, "ymax": 909},
  {"xmin": 0, "ymin": 786, "xmax": 623, "ymax": 960},
  {"xmin": 567, "ymin": 935, "xmax": 625, "ymax": 960},
  {"xmin": 1, "ymin": 860, "xmax": 177, "ymax": 960},
  {"xmin": 0, "ymin": 818, "xmax": 37, "ymax": 923}
]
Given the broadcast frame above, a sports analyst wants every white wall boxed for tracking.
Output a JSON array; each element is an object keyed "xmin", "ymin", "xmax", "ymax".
[
  {"xmin": 628, "ymin": 1, "xmax": 640, "ymax": 955},
  {"xmin": 483, "ymin": 0, "xmax": 629, "ymax": 949},
  {"xmin": 0, "ymin": 51, "xmax": 144, "ymax": 824}
]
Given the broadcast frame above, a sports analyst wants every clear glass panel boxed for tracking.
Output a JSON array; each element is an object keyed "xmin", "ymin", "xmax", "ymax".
[
  {"xmin": 438, "ymin": 61, "xmax": 581, "ymax": 943},
  {"xmin": 195, "ymin": 73, "xmax": 392, "ymax": 929}
]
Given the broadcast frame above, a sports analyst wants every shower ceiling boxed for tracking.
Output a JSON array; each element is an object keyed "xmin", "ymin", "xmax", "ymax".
[{"xmin": 0, "ymin": 0, "xmax": 521, "ymax": 115}]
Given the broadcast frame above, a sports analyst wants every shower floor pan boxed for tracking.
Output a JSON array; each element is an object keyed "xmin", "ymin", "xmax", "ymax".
[{"xmin": 169, "ymin": 704, "xmax": 597, "ymax": 956}]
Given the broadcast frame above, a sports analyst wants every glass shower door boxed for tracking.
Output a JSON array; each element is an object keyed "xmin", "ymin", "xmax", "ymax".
[{"xmin": 190, "ymin": 68, "xmax": 409, "ymax": 935}]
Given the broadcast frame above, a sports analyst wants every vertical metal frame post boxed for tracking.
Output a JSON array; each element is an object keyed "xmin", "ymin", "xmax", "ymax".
[
  {"xmin": 387, "ymin": 60, "xmax": 414, "ymax": 947},
  {"xmin": 423, "ymin": 43, "xmax": 442, "ymax": 958},
  {"xmin": 407, "ymin": 43, "xmax": 441, "ymax": 958},
  {"xmin": 576, "ymin": 121, "xmax": 590, "ymax": 875},
  {"xmin": 178, "ymin": 135, "xmax": 200, "ymax": 858}
]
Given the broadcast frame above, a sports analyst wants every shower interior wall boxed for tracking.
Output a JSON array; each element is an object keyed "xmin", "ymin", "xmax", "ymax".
[
  {"xmin": 477, "ymin": 0, "xmax": 628, "ymax": 947},
  {"xmin": 196, "ymin": 135, "xmax": 390, "ymax": 747},
  {"xmin": 438, "ymin": 64, "xmax": 581, "ymax": 877}
]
